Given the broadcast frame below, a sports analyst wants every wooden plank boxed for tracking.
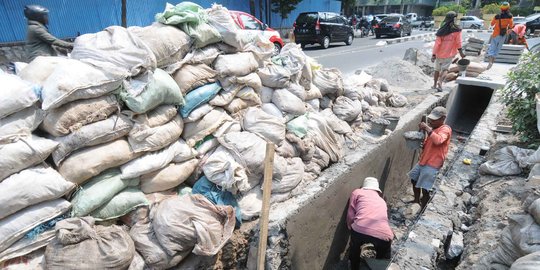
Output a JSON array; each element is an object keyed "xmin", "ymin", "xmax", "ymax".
[{"xmin": 257, "ymin": 142, "xmax": 275, "ymax": 270}]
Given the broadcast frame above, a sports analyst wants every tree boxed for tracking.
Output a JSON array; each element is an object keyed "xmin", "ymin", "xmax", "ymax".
[
  {"xmin": 341, "ymin": 0, "xmax": 356, "ymax": 17},
  {"xmin": 271, "ymin": 0, "xmax": 302, "ymax": 33},
  {"xmin": 121, "ymin": 0, "xmax": 127, "ymax": 27}
]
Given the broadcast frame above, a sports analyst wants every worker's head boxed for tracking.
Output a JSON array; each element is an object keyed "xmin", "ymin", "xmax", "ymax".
[
  {"xmin": 445, "ymin": 11, "xmax": 457, "ymax": 22},
  {"xmin": 514, "ymin": 24, "xmax": 526, "ymax": 38},
  {"xmin": 427, "ymin": 106, "xmax": 447, "ymax": 128},
  {"xmin": 500, "ymin": 2, "xmax": 510, "ymax": 11},
  {"xmin": 362, "ymin": 177, "xmax": 382, "ymax": 194},
  {"xmin": 24, "ymin": 5, "xmax": 49, "ymax": 25}
]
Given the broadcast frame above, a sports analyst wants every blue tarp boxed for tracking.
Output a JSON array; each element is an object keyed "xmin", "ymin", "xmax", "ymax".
[{"xmin": 192, "ymin": 176, "xmax": 242, "ymax": 227}]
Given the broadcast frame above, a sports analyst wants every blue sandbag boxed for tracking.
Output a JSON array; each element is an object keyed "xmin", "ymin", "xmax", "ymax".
[
  {"xmin": 180, "ymin": 82, "xmax": 221, "ymax": 117},
  {"xmin": 192, "ymin": 176, "xmax": 242, "ymax": 227}
]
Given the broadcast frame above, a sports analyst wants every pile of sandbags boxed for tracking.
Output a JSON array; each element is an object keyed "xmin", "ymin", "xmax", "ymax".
[
  {"xmin": 0, "ymin": 1, "xmax": 415, "ymax": 268},
  {"xmin": 446, "ymin": 61, "xmax": 487, "ymax": 80}
]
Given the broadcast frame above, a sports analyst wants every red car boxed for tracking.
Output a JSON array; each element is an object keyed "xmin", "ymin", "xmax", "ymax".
[{"xmin": 229, "ymin": 10, "xmax": 284, "ymax": 54}]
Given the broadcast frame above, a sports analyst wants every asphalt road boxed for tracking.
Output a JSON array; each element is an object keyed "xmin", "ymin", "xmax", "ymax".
[{"xmin": 301, "ymin": 30, "xmax": 494, "ymax": 75}]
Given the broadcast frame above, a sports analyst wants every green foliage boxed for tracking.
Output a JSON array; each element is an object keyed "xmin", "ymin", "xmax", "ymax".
[
  {"xmin": 510, "ymin": 7, "xmax": 534, "ymax": 16},
  {"xmin": 500, "ymin": 52, "xmax": 540, "ymax": 146},
  {"xmin": 482, "ymin": 3, "xmax": 500, "ymax": 15},
  {"xmin": 432, "ymin": 5, "xmax": 467, "ymax": 16},
  {"xmin": 271, "ymin": 0, "xmax": 302, "ymax": 20}
]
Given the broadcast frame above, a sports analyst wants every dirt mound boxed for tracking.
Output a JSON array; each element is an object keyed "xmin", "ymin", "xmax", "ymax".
[{"xmin": 366, "ymin": 57, "xmax": 432, "ymax": 90}]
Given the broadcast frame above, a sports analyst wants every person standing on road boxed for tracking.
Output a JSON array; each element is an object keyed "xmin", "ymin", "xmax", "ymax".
[
  {"xmin": 431, "ymin": 11, "xmax": 465, "ymax": 92},
  {"xmin": 486, "ymin": 2, "xmax": 514, "ymax": 69},
  {"xmin": 507, "ymin": 24, "xmax": 529, "ymax": 51},
  {"xmin": 370, "ymin": 17, "xmax": 378, "ymax": 35},
  {"xmin": 24, "ymin": 5, "xmax": 73, "ymax": 61},
  {"xmin": 347, "ymin": 177, "xmax": 394, "ymax": 270},
  {"xmin": 408, "ymin": 107, "xmax": 452, "ymax": 209}
]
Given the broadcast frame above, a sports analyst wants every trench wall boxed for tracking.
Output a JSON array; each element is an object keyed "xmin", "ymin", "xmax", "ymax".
[{"xmin": 263, "ymin": 93, "xmax": 449, "ymax": 269}]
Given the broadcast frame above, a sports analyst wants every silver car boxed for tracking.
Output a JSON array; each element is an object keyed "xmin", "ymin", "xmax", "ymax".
[{"xmin": 459, "ymin": 16, "xmax": 484, "ymax": 29}]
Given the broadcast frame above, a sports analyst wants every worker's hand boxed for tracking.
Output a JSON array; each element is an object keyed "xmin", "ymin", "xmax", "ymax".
[
  {"xmin": 460, "ymin": 51, "xmax": 466, "ymax": 58},
  {"xmin": 419, "ymin": 122, "xmax": 432, "ymax": 133},
  {"xmin": 431, "ymin": 55, "xmax": 436, "ymax": 63}
]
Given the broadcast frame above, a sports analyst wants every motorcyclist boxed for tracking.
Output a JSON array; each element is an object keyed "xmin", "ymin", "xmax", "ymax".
[
  {"xmin": 360, "ymin": 17, "xmax": 370, "ymax": 36},
  {"xmin": 370, "ymin": 17, "xmax": 378, "ymax": 35},
  {"xmin": 25, "ymin": 5, "xmax": 73, "ymax": 61}
]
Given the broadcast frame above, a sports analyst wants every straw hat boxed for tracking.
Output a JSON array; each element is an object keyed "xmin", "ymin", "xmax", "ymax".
[{"xmin": 362, "ymin": 177, "xmax": 382, "ymax": 193}]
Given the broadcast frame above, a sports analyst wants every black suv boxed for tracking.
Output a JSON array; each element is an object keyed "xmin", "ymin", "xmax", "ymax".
[
  {"xmin": 293, "ymin": 12, "xmax": 354, "ymax": 49},
  {"xmin": 374, "ymin": 15, "xmax": 412, "ymax": 38}
]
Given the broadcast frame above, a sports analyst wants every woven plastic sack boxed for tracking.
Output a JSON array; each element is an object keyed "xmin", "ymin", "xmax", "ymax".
[
  {"xmin": 184, "ymin": 104, "xmax": 214, "ymax": 123},
  {"xmin": 333, "ymin": 96, "xmax": 363, "ymax": 122},
  {"xmin": 287, "ymin": 114, "xmax": 309, "ymax": 138},
  {"xmin": 140, "ymin": 158, "xmax": 199, "ymax": 194},
  {"xmin": 0, "ymin": 135, "xmax": 58, "ymax": 181},
  {"xmin": 173, "ymin": 63, "xmax": 217, "ymax": 94},
  {"xmin": 479, "ymin": 146, "xmax": 535, "ymax": 176},
  {"xmin": 241, "ymin": 107, "xmax": 285, "ymax": 145},
  {"xmin": 40, "ymin": 95, "xmax": 119, "ymax": 137},
  {"xmin": 209, "ymin": 83, "xmax": 242, "ymax": 107},
  {"xmin": 510, "ymin": 251, "xmax": 540, "ymax": 270},
  {"xmin": 44, "ymin": 217, "xmax": 135, "ymax": 269},
  {"xmin": 321, "ymin": 109, "xmax": 353, "ymax": 135},
  {"xmin": 129, "ymin": 22, "xmax": 191, "ymax": 68},
  {"xmin": 121, "ymin": 69, "xmax": 184, "ymax": 114},
  {"xmin": 313, "ymin": 68, "xmax": 344, "ymax": 96},
  {"xmin": 19, "ymin": 56, "xmax": 68, "ymax": 85},
  {"xmin": 180, "ymin": 82, "xmax": 221, "ymax": 117},
  {"xmin": 58, "ymin": 139, "xmax": 140, "ymax": 185},
  {"xmin": 71, "ymin": 26, "xmax": 156, "ymax": 77},
  {"xmin": 235, "ymin": 73, "xmax": 263, "ymax": 92},
  {"xmin": 202, "ymin": 146, "xmax": 249, "ymax": 194},
  {"xmin": 121, "ymin": 139, "xmax": 197, "ymax": 179},
  {"xmin": 90, "ymin": 187, "xmax": 149, "ymax": 221},
  {"xmin": 0, "ymin": 199, "xmax": 71, "ymax": 253},
  {"xmin": 272, "ymin": 156, "xmax": 304, "ymax": 194},
  {"xmin": 153, "ymin": 195, "xmax": 235, "ymax": 256},
  {"xmin": 272, "ymin": 88, "xmax": 306, "ymax": 116},
  {"xmin": 262, "ymin": 103, "xmax": 284, "ymax": 119},
  {"xmin": 257, "ymin": 63, "xmax": 291, "ymax": 88},
  {"xmin": 306, "ymin": 113, "xmax": 344, "ymax": 162},
  {"xmin": 182, "ymin": 108, "xmax": 233, "ymax": 147},
  {"xmin": 0, "ymin": 106, "xmax": 45, "ymax": 144},
  {"xmin": 218, "ymin": 131, "xmax": 267, "ymax": 177},
  {"xmin": 71, "ymin": 169, "xmax": 139, "ymax": 217},
  {"xmin": 238, "ymin": 186, "xmax": 262, "ymax": 220},
  {"xmin": 0, "ymin": 73, "xmax": 39, "ymax": 119},
  {"xmin": 214, "ymin": 52, "xmax": 259, "ymax": 77},
  {"xmin": 128, "ymin": 115, "xmax": 184, "ymax": 153},
  {"xmin": 207, "ymin": 4, "xmax": 242, "ymax": 49},
  {"xmin": 52, "ymin": 115, "xmax": 133, "ymax": 165},
  {"xmin": 40, "ymin": 59, "xmax": 124, "ymax": 110},
  {"xmin": 0, "ymin": 167, "xmax": 74, "ymax": 220},
  {"xmin": 387, "ymin": 93, "xmax": 408, "ymax": 108}
]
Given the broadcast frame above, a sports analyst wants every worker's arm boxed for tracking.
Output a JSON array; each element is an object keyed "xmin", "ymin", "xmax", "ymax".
[
  {"xmin": 432, "ymin": 36, "xmax": 441, "ymax": 60},
  {"xmin": 455, "ymin": 32, "xmax": 465, "ymax": 58},
  {"xmin": 34, "ymin": 26, "xmax": 73, "ymax": 49},
  {"xmin": 346, "ymin": 192, "xmax": 357, "ymax": 230},
  {"xmin": 428, "ymin": 126, "xmax": 451, "ymax": 145}
]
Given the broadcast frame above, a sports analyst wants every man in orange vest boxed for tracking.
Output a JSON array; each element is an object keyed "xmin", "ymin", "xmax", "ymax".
[{"xmin": 486, "ymin": 2, "xmax": 514, "ymax": 69}]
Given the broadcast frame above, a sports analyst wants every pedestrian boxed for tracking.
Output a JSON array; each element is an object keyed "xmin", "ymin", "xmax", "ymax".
[
  {"xmin": 370, "ymin": 17, "xmax": 378, "ymax": 35},
  {"xmin": 24, "ymin": 5, "xmax": 73, "ymax": 62},
  {"xmin": 347, "ymin": 177, "xmax": 394, "ymax": 270},
  {"xmin": 431, "ymin": 11, "xmax": 465, "ymax": 92},
  {"xmin": 352, "ymin": 16, "xmax": 358, "ymax": 30},
  {"xmin": 408, "ymin": 106, "xmax": 452, "ymax": 209},
  {"xmin": 486, "ymin": 2, "xmax": 514, "ymax": 69},
  {"xmin": 507, "ymin": 24, "xmax": 529, "ymax": 51}
]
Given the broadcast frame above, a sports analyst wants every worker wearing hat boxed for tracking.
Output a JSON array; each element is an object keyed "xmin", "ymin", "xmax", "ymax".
[
  {"xmin": 487, "ymin": 2, "xmax": 514, "ymax": 69},
  {"xmin": 432, "ymin": 11, "xmax": 465, "ymax": 92},
  {"xmin": 347, "ymin": 177, "xmax": 394, "ymax": 270},
  {"xmin": 408, "ymin": 106, "xmax": 452, "ymax": 208}
]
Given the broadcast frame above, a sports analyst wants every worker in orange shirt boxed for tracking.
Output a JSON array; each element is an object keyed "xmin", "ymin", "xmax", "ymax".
[
  {"xmin": 507, "ymin": 24, "xmax": 529, "ymax": 50},
  {"xmin": 486, "ymin": 2, "xmax": 514, "ymax": 69},
  {"xmin": 408, "ymin": 107, "xmax": 452, "ymax": 208}
]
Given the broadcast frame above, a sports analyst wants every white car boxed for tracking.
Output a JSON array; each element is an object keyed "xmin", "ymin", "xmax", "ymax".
[{"xmin": 459, "ymin": 16, "xmax": 484, "ymax": 29}]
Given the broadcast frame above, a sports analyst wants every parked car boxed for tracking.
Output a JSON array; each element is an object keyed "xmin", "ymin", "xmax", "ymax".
[
  {"xmin": 229, "ymin": 10, "xmax": 284, "ymax": 54},
  {"xmin": 293, "ymin": 12, "xmax": 354, "ymax": 49},
  {"xmin": 459, "ymin": 16, "xmax": 484, "ymax": 29},
  {"xmin": 373, "ymin": 14, "xmax": 388, "ymax": 22},
  {"xmin": 513, "ymin": 16, "xmax": 526, "ymax": 25},
  {"xmin": 411, "ymin": 16, "xmax": 434, "ymax": 28},
  {"xmin": 524, "ymin": 13, "xmax": 540, "ymax": 36},
  {"xmin": 374, "ymin": 15, "xmax": 412, "ymax": 38}
]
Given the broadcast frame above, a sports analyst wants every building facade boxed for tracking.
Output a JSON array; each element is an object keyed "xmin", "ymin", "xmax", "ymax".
[{"xmin": 354, "ymin": 0, "xmax": 437, "ymax": 17}]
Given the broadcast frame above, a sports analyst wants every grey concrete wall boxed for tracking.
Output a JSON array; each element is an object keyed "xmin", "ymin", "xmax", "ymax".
[
  {"xmin": 266, "ymin": 93, "xmax": 449, "ymax": 270},
  {"xmin": 0, "ymin": 42, "xmax": 28, "ymax": 66}
]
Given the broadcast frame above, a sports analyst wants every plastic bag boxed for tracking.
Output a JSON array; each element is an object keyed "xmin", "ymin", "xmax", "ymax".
[
  {"xmin": 180, "ymin": 82, "xmax": 221, "ymax": 117},
  {"xmin": 0, "ymin": 136, "xmax": 58, "ymax": 181}
]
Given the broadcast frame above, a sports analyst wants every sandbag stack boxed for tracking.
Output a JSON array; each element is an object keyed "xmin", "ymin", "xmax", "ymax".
[{"xmin": 0, "ymin": 1, "xmax": 411, "ymax": 268}]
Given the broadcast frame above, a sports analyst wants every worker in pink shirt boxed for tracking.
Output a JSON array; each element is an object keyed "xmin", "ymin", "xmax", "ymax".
[
  {"xmin": 432, "ymin": 11, "xmax": 465, "ymax": 91},
  {"xmin": 346, "ymin": 177, "xmax": 394, "ymax": 270}
]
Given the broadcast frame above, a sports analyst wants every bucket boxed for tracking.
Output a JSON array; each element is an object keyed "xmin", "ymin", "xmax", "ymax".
[
  {"xmin": 403, "ymin": 131, "xmax": 425, "ymax": 150},
  {"xmin": 384, "ymin": 116, "xmax": 400, "ymax": 131},
  {"xmin": 369, "ymin": 118, "xmax": 390, "ymax": 136},
  {"xmin": 457, "ymin": 58, "xmax": 470, "ymax": 72}
]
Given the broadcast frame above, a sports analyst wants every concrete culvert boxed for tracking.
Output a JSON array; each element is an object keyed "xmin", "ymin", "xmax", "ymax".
[{"xmin": 446, "ymin": 84, "xmax": 494, "ymax": 134}]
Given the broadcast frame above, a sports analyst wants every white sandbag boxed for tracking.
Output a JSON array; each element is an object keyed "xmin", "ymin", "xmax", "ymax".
[
  {"xmin": 0, "ymin": 167, "xmax": 74, "ymax": 220},
  {"xmin": 287, "ymin": 83, "xmax": 307, "ymax": 101},
  {"xmin": 129, "ymin": 251, "xmax": 145, "ymax": 270},
  {"xmin": 0, "ymin": 136, "xmax": 58, "ymax": 181},
  {"xmin": 257, "ymin": 63, "xmax": 291, "ymax": 88},
  {"xmin": 479, "ymin": 146, "xmax": 535, "ymax": 176},
  {"xmin": 261, "ymin": 86, "xmax": 274, "ymax": 103},
  {"xmin": 121, "ymin": 139, "xmax": 197, "ymax": 179},
  {"xmin": 387, "ymin": 93, "xmax": 408, "ymax": 107},
  {"xmin": 153, "ymin": 195, "xmax": 235, "ymax": 256},
  {"xmin": 508, "ymin": 214, "xmax": 540, "ymax": 256},
  {"xmin": 529, "ymin": 198, "xmax": 540, "ymax": 225},
  {"xmin": 207, "ymin": 4, "xmax": 242, "ymax": 49},
  {"xmin": 0, "ymin": 106, "xmax": 45, "ymax": 144},
  {"xmin": 196, "ymin": 138, "xmax": 219, "ymax": 156},
  {"xmin": 238, "ymin": 186, "xmax": 262, "ymax": 220},
  {"xmin": 129, "ymin": 22, "xmax": 191, "ymax": 68},
  {"xmin": 313, "ymin": 68, "xmax": 344, "ymax": 96},
  {"xmin": 212, "ymin": 120, "xmax": 241, "ymax": 137},
  {"xmin": 89, "ymin": 187, "xmax": 148, "ymax": 221},
  {"xmin": 184, "ymin": 104, "xmax": 214, "ymax": 123},
  {"xmin": 172, "ymin": 64, "xmax": 217, "ymax": 94},
  {"xmin": 40, "ymin": 59, "xmax": 124, "ymax": 110},
  {"xmin": 40, "ymin": 95, "xmax": 119, "ymax": 137},
  {"xmin": 19, "ymin": 56, "xmax": 69, "ymax": 85},
  {"xmin": 240, "ymin": 33, "xmax": 274, "ymax": 62},
  {"xmin": 306, "ymin": 113, "xmax": 344, "ymax": 162},
  {"xmin": 131, "ymin": 105, "xmax": 177, "ymax": 127},
  {"xmin": 182, "ymin": 108, "xmax": 233, "ymax": 147},
  {"xmin": 235, "ymin": 73, "xmax": 263, "ymax": 92},
  {"xmin": 224, "ymin": 98, "xmax": 254, "ymax": 114},
  {"xmin": 213, "ymin": 52, "xmax": 259, "ymax": 76},
  {"xmin": 306, "ymin": 99, "xmax": 320, "ymax": 112},
  {"xmin": 0, "ymin": 199, "xmax": 71, "ymax": 253},
  {"xmin": 320, "ymin": 96, "xmax": 333, "ymax": 110},
  {"xmin": 52, "ymin": 115, "xmax": 133, "ymax": 165},
  {"xmin": 272, "ymin": 89, "xmax": 306, "ymax": 115},
  {"xmin": 276, "ymin": 138, "xmax": 300, "ymax": 158},
  {"xmin": 305, "ymin": 84, "xmax": 323, "ymax": 100},
  {"xmin": 0, "ymin": 73, "xmax": 39, "ymax": 119},
  {"xmin": 0, "ymin": 229, "xmax": 53, "ymax": 264},
  {"xmin": 261, "ymin": 103, "xmax": 284, "ymax": 119},
  {"xmin": 141, "ymin": 159, "xmax": 199, "ymax": 194},
  {"xmin": 128, "ymin": 115, "xmax": 184, "ymax": 153},
  {"xmin": 58, "ymin": 139, "xmax": 141, "ymax": 185},
  {"xmin": 236, "ymin": 87, "xmax": 262, "ymax": 104},
  {"xmin": 272, "ymin": 156, "xmax": 304, "ymax": 194},
  {"xmin": 209, "ymin": 84, "xmax": 242, "ymax": 107},
  {"xmin": 71, "ymin": 26, "xmax": 156, "ymax": 76},
  {"xmin": 241, "ymin": 107, "xmax": 285, "ymax": 145},
  {"xmin": 510, "ymin": 251, "xmax": 540, "ymax": 270},
  {"xmin": 321, "ymin": 109, "xmax": 353, "ymax": 134},
  {"xmin": 182, "ymin": 44, "xmax": 222, "ymax": 67},
  {"xmin": 333, "ymin": 96, "xmax": 363, "ymax": 122},
  {"xmin": 279, "ymin": 43, "xmax": 307, "ymax": 82},
  {"xmin": 202, "ymin": 146, "xmax": 249, "ymax": 194},
  {"xmin": 218, "ymin": 131, "xmax": 267, "ymax": 177}
]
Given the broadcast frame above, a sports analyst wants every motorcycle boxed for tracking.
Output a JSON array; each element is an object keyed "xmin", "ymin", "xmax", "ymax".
[{"xmin": 360, "ymin": 26, "xmax": 370, "ymax": 38}]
